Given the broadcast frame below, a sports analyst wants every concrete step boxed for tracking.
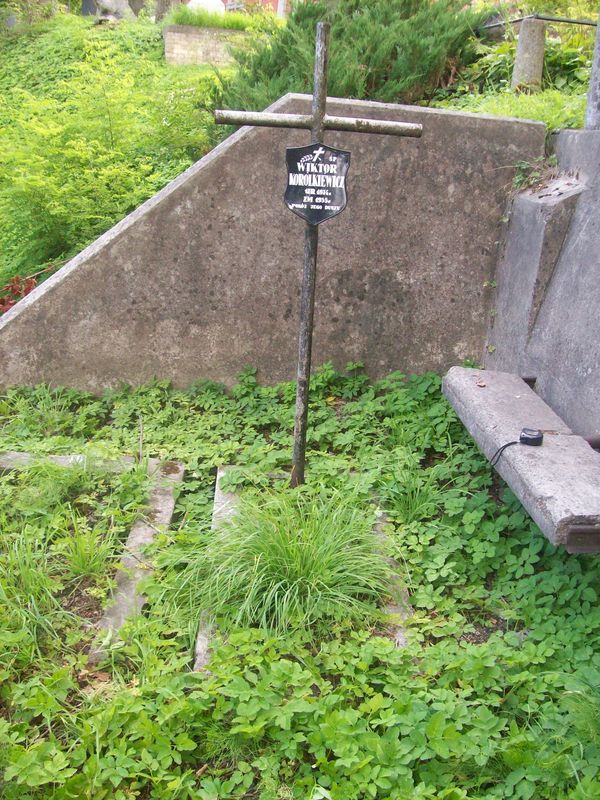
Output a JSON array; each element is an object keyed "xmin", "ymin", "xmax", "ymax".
[{"xmin": 443, "ymin": 367, "xmax": 600, "ymax": 553}]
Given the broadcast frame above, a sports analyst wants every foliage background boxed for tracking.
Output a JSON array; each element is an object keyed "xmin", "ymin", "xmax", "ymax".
[
  {"xmin": 431, "ymin": 16, "xmax": 594, "ymax": 130},
  {"xmin": 0, "ymin": 15, "xmax": 217, "ymax": 286},
  {"xmin": 0, "ymin": 1, "xmax": 596, "ymax": 295},
  {"xmin": 217, "ymin": 0, "xmax": 488, "ymax": 112}
]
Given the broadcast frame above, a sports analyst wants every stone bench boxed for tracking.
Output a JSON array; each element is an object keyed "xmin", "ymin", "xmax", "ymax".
[{"xmin": 442, "ymin": 367, "xmax": 600, "ymax": 553}]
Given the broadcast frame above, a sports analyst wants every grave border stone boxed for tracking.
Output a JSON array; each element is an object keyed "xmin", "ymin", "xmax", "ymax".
[{"xmin": 0, "ymin": 450, "xmax": 184, "ymax": 661}]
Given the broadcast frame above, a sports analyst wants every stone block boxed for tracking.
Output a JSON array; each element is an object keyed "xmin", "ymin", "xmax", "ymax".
[
  {"xmin": 487, "ymin": 128, "xmax": 600, "ymax": 438},
  {"xmin": 552, "ymin": 129, "xmax": 600, "ymax": 183},
  {"xmin": 163, "ymin": 25, "xmax": 247, "ymax": 66},
  {"xmin": 443, "ymin": 366, "xmax": 600, "ymax": 552},
  {"xmin": 487, "ymin": 177, "xmax": 582, "ymax": 375}
]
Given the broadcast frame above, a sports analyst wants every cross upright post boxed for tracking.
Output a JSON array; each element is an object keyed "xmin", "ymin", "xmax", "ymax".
[
  {"xmin": 214, "ymin": 21, "xmax": 423, "ymax": 486},
  {"xmin": 290, "ymin": 21, "xmax": 328, "ymax": 488}
]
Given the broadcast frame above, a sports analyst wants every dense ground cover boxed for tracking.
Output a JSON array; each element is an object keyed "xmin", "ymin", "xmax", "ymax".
[
  {"xmin": 431, "ymin": 32, "xmax": 593, "ymax": 132},
  {"xmin": 1, "ymin": 366, "xmax": 599, "ymax": 799},
  {"xmin": 0, "ymin": 459, "xmax": 149, "ymax": 682}
]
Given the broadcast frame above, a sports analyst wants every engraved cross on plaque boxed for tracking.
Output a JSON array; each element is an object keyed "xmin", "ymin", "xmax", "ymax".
[{"xmin": 215, "ymin": 22, "xmax": 423, "ymax": 486}]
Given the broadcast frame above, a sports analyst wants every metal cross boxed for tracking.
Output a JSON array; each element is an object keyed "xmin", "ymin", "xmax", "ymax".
[{"xmin": 215, "ymin": 22, "xmax": 423, "ymax": 486}]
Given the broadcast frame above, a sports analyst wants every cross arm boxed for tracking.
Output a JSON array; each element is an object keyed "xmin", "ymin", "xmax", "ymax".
[{"xmin": 214, "ymin": 109, "xmax": 423, "ymax": 138}]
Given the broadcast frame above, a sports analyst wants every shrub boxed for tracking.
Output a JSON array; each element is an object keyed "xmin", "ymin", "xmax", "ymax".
[
  {"xmin": 430, "ymin": 17, "xmax": 593, "ymax": 129},
  {"xmin": 170, "ymin": 489, "xmax": 391, "ymax": 634},
  {"xmin": 0, "ymin": 0, "xmax": 58, "ymax": 28},
  {"xmin": 444, "ymin": 37, "xmax": 592, "ymax": 95},
  {"xmin": 0, "ymin": 15, "xmax": 217, "ymax": 285},
  {"xmin": 217, "ymin": 0, "xmax": 487, "ymax": 113}
]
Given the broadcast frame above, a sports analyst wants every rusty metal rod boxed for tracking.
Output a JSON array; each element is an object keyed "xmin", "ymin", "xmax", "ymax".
[
  {"xmin": 214, "ymin": 109, "xmax": 423, "ymax": 138},
  {"xmin": 566, "ymin": 524, "xmax": 600, "ymax": 554},
  {"xmin": 482, "ymin": 13, "xmax": 597, "ymax": 29},
  {"xmin": 324, "ymin": 114, "xmax": 422, "ymax": 137},
  {"xmin": 291, "ymin": 223, "xmax": 319, "ymax": 488},
  {"xmin": 214, "ymin": 110, "xmax": 313, "ymax": 128}
]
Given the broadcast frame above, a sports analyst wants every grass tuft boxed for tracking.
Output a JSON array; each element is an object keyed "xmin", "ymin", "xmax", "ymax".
[{"xmin": 170, "ymin": 489, "xmax": 391, "ymax": 634}]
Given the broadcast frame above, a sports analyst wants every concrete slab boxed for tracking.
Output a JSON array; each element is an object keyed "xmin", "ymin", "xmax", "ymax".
[
  {"xmin": 193, "ymin": 481, "xmax": 415, "ymax": 662},
  {"xmin": 0, "ymin": 95, "xmax": 545, "ymax": 391},
  {"xmin": 89, "ymin": 459, "xmax": 185, "ymax": 662},
  {"xmin": 193, "ymin": 466, "xmax": 239, "ymax": 671},
  {"xmin": 443, "ymin": 367, "xmax": 600, "ymax": 552},
  {"xmin": 0, "ymin": 451, "xmax": 135, "ymax": 473},
  {"xmin": 374, "ymin": 510, "xmax": 413, "ymax": 647}
]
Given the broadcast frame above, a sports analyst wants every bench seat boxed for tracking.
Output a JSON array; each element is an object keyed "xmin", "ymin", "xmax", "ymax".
[{"xmin": 443, "ymin": 367, "xmax": 600, "ymax": 553}]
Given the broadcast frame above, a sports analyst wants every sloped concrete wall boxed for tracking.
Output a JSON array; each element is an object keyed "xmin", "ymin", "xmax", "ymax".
[
  {"xmin": 0, "ymin": 94, "xmax": 544, "ymax": 391},
  {"xmin": 486, "ymin": 129, "xmax": 600, "ymax": 437}
]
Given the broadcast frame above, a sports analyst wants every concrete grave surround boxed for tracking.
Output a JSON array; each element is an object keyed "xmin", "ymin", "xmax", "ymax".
[
  {"xmin": 486, "ymin": 129, "xmax": 600, "ymax": 437},
  {"xmin": 193, "ymin": 472, "xmax": 414, "ymax": 670},
  {"xmin": 193, "ymin": 465, "xmax": 238, "ymax": 671},
  {"xmin": 0, "ymin": 94, "xmax": 545, "ymax": 391},
  {"xmin": 374, "ymin": 510, "xmax": 413, "ymax": 647},
  {"xmin": 90, "ymin": 458, "xmax": 185, "ymax": 663}
]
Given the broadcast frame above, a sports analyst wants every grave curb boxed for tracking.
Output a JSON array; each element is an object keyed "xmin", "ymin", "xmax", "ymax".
[
  {"xmin": 193, "ymin": 465, "xmax": 239, "ymax": 671},
  {"xmin": 89, "ymin": 458, "xmax": 185, "ymax": 663},
  {"xmin": 0, "ymin": 450, "xmax": 184, "ymax": 663}
]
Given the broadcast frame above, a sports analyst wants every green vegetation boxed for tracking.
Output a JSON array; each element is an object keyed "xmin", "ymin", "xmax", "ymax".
[
  {"xmin": 217, "ymin": 0, "xmax": 487, "ymax": 112},
  {"xmin": 457, "ymin": 37, "xmax": 592, "ymax": 94},
  {"xmin": 0, "ymin": 0, "xmax": 57, "ymax": 28},
  {"xmin": 164, "ymin": 5, "xmax": 276, "ymax": 33},
  {"xmin": 523, "ymin": 0, "xmax": 599, "ymax": 17},
  {"xmin": 431, "ymin": 22, "xmax": 594, "ymax": 132},
  {"xmin": 0, "ymin": 457, "xmax": 148, "ymax": 688},
  {"xmin": 435, "ymin": 88, "xmax": 587, "ymax": 131},
  {"xmin": 1, "ymin": 366, "xmax": 600, "ymax": 798},
  {"xmin": 168, "ymin": 489, "xmax": 391, "ymax": 635},
  {"xmin": 0, "ymin": 15, "xmax": 218, "ymax": 287}
]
